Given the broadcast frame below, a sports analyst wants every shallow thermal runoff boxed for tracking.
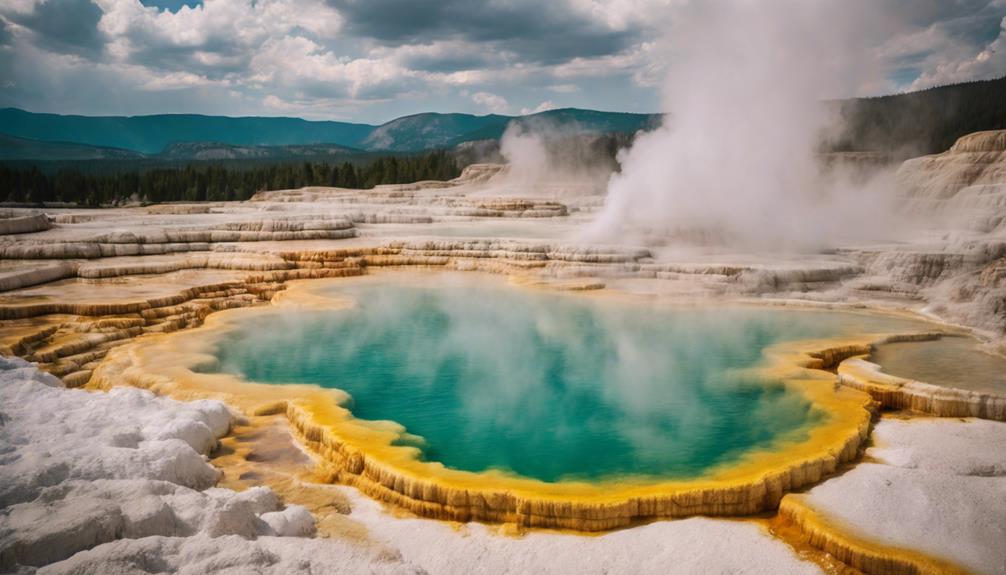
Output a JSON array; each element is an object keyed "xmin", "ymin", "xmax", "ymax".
[{"xmin": 2, "ymin": 131, "xmax": 1006, "ymax": 574}]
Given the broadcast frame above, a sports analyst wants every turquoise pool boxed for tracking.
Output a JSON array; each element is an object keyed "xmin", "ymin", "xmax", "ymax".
[{"xmin": 209, "ymin": 277, "xmax": 926, "ymax": 482}]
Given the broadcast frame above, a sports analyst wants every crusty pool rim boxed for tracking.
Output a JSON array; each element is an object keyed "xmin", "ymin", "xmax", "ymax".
[{"xmin": 86, "ymin": 274, "xmax": 949, "ymax": 531}]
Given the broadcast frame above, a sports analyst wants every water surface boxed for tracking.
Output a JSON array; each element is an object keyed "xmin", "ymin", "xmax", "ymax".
[
  {"xmin": 211, "ymin": 277, "xmax": 927, "ymax": 482},
  {"xmin": 872, "ymin": 336, "xmax": 1006, "ymax": 394}
]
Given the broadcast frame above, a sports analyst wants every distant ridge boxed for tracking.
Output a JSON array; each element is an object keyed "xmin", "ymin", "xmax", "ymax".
[
  {"xmin": 0, "ymin": 107, "xmax": 660, "ymax": 157},
  {"xmin": 2, "ymin": 76, "xmax": 1003, "ymax": 161},
  {"xmin": 0, "ymin": 133, "xmax": 145, "ymax": 161},
  {"xmin": 0, "ymin": 108, "xmax": 375, "ymax": 155}
]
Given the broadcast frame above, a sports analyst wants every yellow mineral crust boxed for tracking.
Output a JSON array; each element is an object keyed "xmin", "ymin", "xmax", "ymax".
[
  {"xmin": 776, "ymin": 495, "xmax": 966, "ymax": 575},
  {"xmin": 89, "ymin": 277, "xmax": 943, "ymax": 531}
]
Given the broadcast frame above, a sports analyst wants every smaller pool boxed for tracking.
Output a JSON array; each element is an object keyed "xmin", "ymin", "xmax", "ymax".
[{"xmin": 871, "ymin": 336, "xmax": 1006, "ymax": 394}]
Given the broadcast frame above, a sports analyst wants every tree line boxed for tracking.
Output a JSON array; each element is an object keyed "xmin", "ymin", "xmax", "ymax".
[
  {"xmin": 829, "ymin": 76, "xmax": 1006, "ymax": 159},
  {"xmin": 0, "ymin": 150, "xmax": 460, "ymax": 206}
]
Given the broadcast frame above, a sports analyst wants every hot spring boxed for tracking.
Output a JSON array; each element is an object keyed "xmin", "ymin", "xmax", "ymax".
[{"xmin": 206, "ymin": 274, "xmax": 928, "ymax": 484}]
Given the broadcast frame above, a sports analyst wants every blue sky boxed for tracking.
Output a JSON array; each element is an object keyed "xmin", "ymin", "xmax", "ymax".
[{"xmin": 0, "ymin": 0, "xmax": 1003, "ymax": 124}]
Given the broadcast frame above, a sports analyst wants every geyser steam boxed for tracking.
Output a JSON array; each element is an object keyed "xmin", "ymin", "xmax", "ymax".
[
  {"xmin": 590, "ymin": 0, "xmax": 892, "ymax": 250},
  {"xmin": 482, "ymin": 120, "xmax": 627, "ymax": 197}
]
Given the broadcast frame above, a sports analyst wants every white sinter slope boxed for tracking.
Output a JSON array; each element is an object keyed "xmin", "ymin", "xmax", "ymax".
[{"xmin": 0, "ymin": 356, "xmax": 422, "ymax": 574}]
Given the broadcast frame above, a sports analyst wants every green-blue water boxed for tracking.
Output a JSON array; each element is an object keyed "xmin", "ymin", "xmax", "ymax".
[{"xmin": 210, "ymin": 278, "xmax": 925, "ymax": 482}]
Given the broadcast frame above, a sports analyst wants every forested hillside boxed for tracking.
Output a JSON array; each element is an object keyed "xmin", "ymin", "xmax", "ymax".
[
  {"xmin": 831, "ymin": 76, "xmax": 1006, "ymax": 158},
  {"xmin": 0, "ymin": 151, "xmax": 459, "ymax": 206}
]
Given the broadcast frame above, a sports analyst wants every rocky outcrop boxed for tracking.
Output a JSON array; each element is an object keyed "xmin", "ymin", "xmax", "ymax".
[{"xmin": 0, "ymin": 212, "xmax": 52, "ymax": 235}]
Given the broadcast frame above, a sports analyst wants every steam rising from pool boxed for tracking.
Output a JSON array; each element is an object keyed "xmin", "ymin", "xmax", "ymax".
[
  {"xmin": 588, "ymin": 0, "xmax": 902, "ymax": 250},
  {"xmin": 207, "ymin": 277, "xmax": 925, "ymax": 482}
]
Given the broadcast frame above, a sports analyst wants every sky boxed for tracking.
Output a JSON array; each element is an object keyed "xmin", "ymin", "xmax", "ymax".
[{"xmin": 0, "ymin": 0, "xmax": 1003, "ymax": 124}]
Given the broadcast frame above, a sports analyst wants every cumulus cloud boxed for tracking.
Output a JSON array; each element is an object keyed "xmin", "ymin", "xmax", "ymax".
[
  {"xmin": 0, "ymin": 0, "xmax": 1002, "ymax": 120},
  {"xmin": 380, "ymin": 41, "xmax": 497, "ymax": 74},
  {"xmin": 471, "ymin": 91, "xmax": 509, "ymax": 114},
  {"xmin": 907, "ymin": 15, "xmax": 1006, "ymax": 89},
  {"xmin": 866, "ymin": 0, "xmax": 1006, "ymax": 91}
]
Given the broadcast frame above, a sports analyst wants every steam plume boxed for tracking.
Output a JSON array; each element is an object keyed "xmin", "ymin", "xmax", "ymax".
[
  {"xmin": 483, "ymin": 120, "xmax": 625, "ymax": 197},
  {"xmin": 589, "ymin": 0, "xmax": 895, "ymax": 251}
]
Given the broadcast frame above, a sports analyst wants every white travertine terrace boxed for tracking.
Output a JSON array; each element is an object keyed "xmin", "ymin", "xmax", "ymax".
[
  {"xmin": 779, "ymin": 418, "xmax": 1006, "ymax": 575},
  {"xmin": 0, "ymin": 213, "xmax": 51, "ymax": 236},
  {"xmin": 898, "ymin": 130, "xmax": 1006, "ymax": 209},
  {"xmin": 0, "ymin": 356, "xmax": 326, "ymax": 572},
  {"xmin": 2, "ymin": 132, "xmax": 1006, "ymax": 573}
]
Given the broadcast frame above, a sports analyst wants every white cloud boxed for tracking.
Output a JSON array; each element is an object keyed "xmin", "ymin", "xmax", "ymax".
[
  {"xmin": 138, "ymin": 69, "xmax": 217, "ymax": 90},
  {"xmin": 908, "ymin": 16, "xmax": 1006, "ymax": 89},
  {"xmin": 552, "ymin": 40, "xmax": 660, "ymax": 86},
  {"xmin": 472, "ymin": 91, "xmax": 510, "ymax": 113},
  {"xmin": 92, "ymin": 0, "xmax": 343, "ymax": 76},
  {"xmin": 249, "ymin": 35, "xmax": 417, "ymax": 100}
]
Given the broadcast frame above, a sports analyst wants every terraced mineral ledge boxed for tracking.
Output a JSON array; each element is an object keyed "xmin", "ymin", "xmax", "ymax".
[{"xmin": 2, "ymin": 131, "xmax": 1006, "ymax": 573}]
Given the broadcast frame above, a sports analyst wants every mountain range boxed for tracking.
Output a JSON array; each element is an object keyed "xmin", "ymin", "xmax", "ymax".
[
  {"xmin": 1, "ymin": 76, "xmax": 1004, "ymax": 162},
  {"xmin": 0, "ymin": 107, "xmax": 660, "ymax": 160}
]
